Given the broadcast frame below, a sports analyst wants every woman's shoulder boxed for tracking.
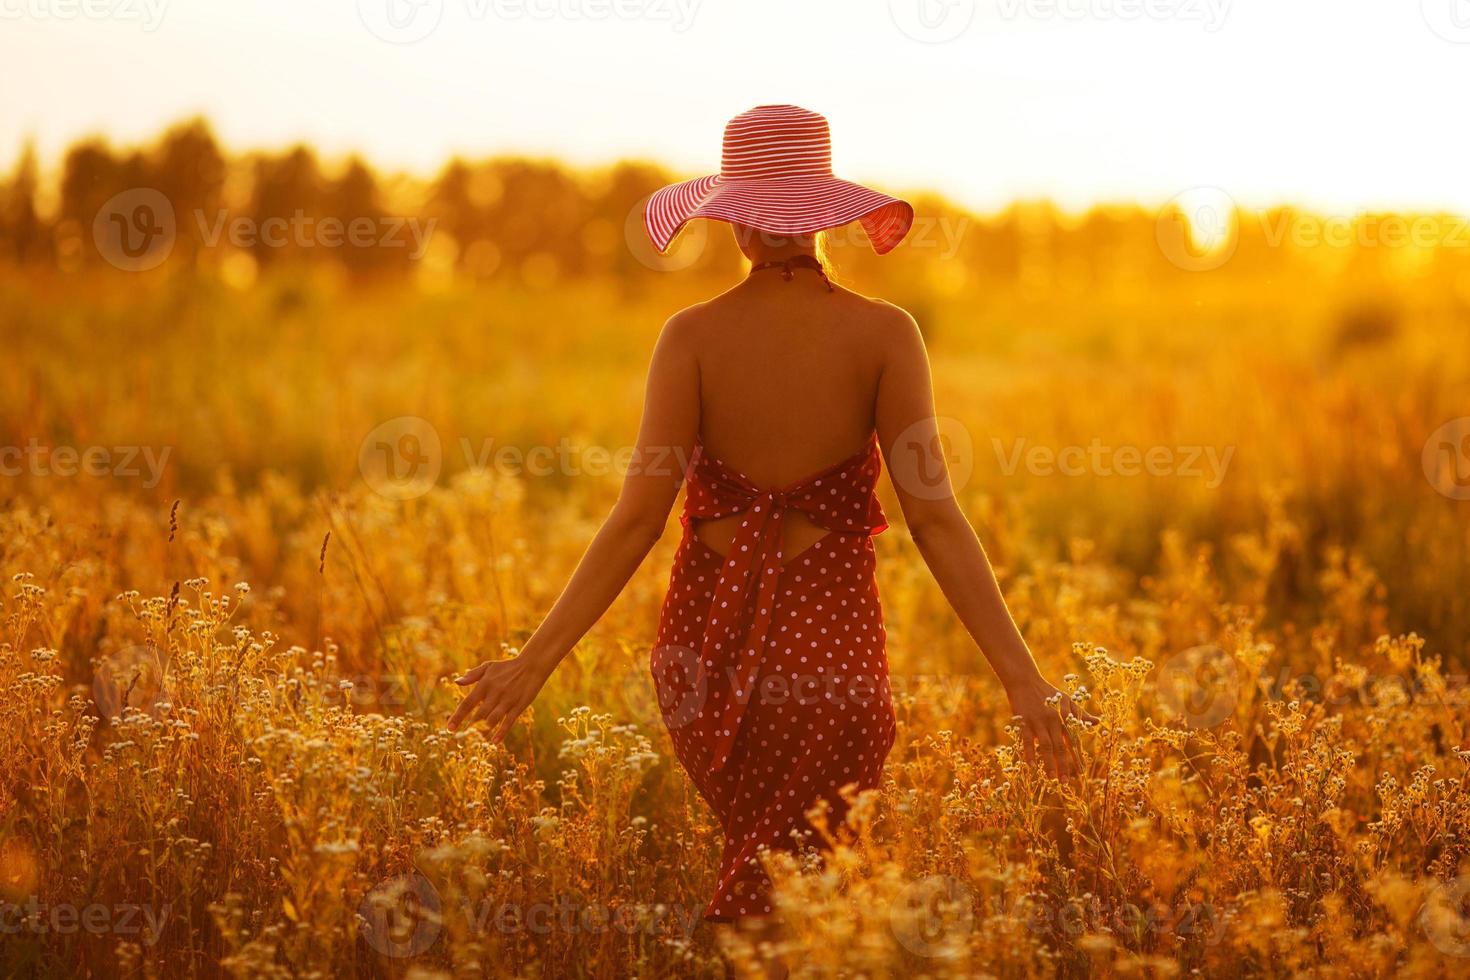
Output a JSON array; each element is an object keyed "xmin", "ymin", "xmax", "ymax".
[
  {"xmin": 658, "ymin": 296, "xmax": 718, "ymax": 343},
  {"xmin": 839, "ymin": 289, "xmax": 918, "ymax": 328},
  {"xmin": 823, "ymin": 287, "xmax": 921, "ymax": 352},
  {"xmin": 667, "ymin": 283, "xmax": 916, "ymax": 324},
  {"xmin": 656, "ymin": 284, "xmax": 921, "ymax": 361}
]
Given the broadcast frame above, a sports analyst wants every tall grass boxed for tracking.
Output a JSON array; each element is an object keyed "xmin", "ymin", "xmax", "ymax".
[{"xmin": 1, "ymin": 263, "xmax": 1467, "ymax": 976}]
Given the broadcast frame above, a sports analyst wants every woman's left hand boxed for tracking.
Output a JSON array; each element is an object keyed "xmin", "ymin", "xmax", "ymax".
[{"xmin": 447, "ymin": 651, "xmax": 555, "ymax": 740}]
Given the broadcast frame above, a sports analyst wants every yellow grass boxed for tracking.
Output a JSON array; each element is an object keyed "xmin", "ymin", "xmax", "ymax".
[{"xmin": 1, "ymin": 252, "xmax": 1468, "ymax": 977}]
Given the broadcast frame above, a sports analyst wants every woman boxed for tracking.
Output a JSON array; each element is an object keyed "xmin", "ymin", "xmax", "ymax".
[{"xmin": 448, "ymin": 105, "xmax": 1089, "ymax": 924}]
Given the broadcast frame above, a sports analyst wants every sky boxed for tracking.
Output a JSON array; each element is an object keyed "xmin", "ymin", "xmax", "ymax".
[{"xmin": 3, "ymin": 0, "xmax": 1469, "ymax": 216}]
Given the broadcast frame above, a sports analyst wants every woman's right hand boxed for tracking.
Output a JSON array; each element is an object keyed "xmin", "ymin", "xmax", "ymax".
[
  {"xmin": 446, "ymin": 650, "xmax": 556, "ymax": 741},
  {"xmin": 1005, "ymin": 674, "xmax": 1096, "ymax": 781}
]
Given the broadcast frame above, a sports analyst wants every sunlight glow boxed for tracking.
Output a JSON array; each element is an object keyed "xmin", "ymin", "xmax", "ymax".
[{"xmin": 2, "ymin": 1, "xmax": 1469, "ymax": 215}]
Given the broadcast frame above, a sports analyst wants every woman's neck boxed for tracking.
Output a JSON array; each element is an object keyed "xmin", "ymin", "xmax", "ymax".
[
  {"xmin": 744, "ymin": 240, "xmax": 818, "ymax": 267},
  {"xmin": 746, "ymin": 251, "xmax": 834, "ymax": 292}
]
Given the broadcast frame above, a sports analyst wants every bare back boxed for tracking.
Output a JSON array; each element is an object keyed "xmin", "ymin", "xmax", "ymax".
[
  {"xmin": 673, "ymin": 271, "xmax": 904, "ymax": 559},
  {"xmin": 452, "ymin": 105, "xmax": 1081, "ymax": 793}
]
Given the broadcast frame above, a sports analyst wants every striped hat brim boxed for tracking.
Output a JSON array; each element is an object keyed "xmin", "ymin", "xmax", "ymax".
[{"xmin": 644, "ymin": 174, "xmax": 914, "ymax": 256}]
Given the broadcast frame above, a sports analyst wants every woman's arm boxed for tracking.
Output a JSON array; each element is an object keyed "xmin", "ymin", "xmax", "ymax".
[
  {"xmin": 874, "ymin": 306, "xmax": 1094, "ymax": 779},
  {"xmin": 448, "ymin": 314, "xmax": 700, "ymax": 736}
]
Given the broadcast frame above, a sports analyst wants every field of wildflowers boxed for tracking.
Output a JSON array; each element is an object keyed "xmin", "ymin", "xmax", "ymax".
[{"xmin": 2, "ymin": 214, "xmax": 1469, "ymax": 976}]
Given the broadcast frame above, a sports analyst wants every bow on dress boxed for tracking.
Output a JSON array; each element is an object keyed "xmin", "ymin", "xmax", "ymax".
[{"xmin": 679, "ymin": 435, "xmax": 887, "ymax": 771}]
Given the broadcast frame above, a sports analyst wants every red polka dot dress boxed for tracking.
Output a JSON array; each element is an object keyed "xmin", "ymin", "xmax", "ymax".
[{"xmin": 651, "ymin": 433, "xmax": 896, "ymax": 921}]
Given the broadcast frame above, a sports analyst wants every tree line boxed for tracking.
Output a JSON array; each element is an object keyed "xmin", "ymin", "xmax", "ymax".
[{"xmin": 2, "ymin": 117, "xmax": 1467, "ymax": 298}]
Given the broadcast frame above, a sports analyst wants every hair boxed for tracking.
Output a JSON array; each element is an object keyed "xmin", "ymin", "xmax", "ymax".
[
  {"xmin": 732, "ymin": 223, "xmax": 837, "ymax": 280},
  {"xmin": 813, "ymin": 231, "xmax": 838, "ymax": 281}
]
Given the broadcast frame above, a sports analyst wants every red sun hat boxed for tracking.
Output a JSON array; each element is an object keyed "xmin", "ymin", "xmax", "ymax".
[{"xmin": 644, "ymin": 105, "xmax": 915, "ymax": 256}]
